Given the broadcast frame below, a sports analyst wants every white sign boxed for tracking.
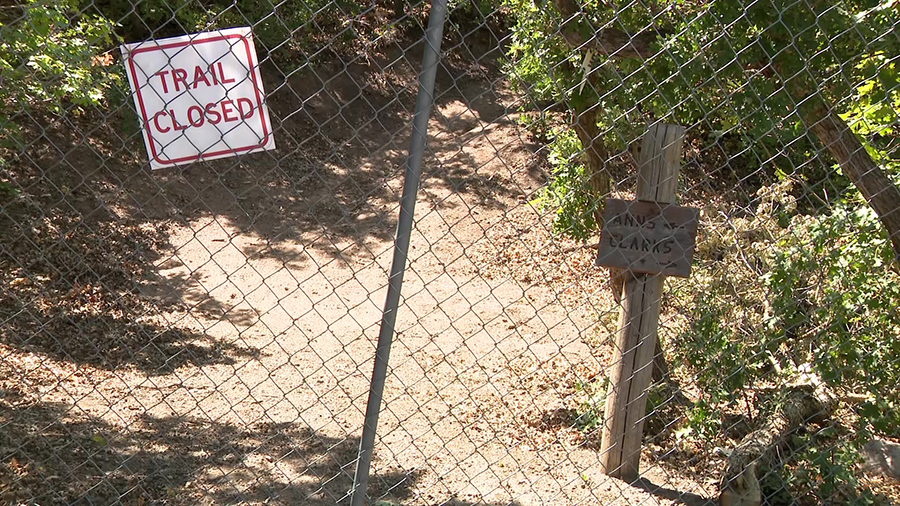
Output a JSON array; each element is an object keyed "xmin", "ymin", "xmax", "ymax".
[{"xmin": 121, "ymin": 27, "xmax": 275, "ymax": 169}]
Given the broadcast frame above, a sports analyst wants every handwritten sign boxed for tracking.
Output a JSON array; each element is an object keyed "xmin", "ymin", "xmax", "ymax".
[
  {"xmin": 121, "ymin": 27, "xmax": 275, "ymax": 169},
  {"xmin": 595, "ymin": 198, "xmax": 699, "ymax": 278}
]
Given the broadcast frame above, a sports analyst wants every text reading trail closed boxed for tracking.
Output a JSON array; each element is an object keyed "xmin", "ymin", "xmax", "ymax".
[{"xmin": 121, "ymin": 27, "xmax": 275, "ymax": 169}]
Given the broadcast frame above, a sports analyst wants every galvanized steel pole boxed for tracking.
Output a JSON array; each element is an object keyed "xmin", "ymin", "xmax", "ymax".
[{"xmin": 350, "ymin": 1, "xmax": 447, "ymax": 504}]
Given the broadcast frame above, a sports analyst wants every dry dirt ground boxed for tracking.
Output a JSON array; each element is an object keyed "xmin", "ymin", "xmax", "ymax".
[{"xmin": 0, "ymin": 31, "xmax": 718, "ymax": 505}]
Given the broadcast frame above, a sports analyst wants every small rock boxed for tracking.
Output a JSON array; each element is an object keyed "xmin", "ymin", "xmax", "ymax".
[{"xmin": 861, "ymin": 439, "xmax": 900, "ymax": 479}]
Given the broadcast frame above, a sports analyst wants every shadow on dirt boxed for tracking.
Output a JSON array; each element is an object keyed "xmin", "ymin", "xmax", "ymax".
[
  {"xmin": 0, "ymin": 196, "xmax": 257, "ymax": 374},
  {"xmin": 440, "ymin": 500, "xmax": 525, "ymax": 506},
  {"xmin": 0, "ymin": 380, "xmax": 528, "ymax": 505},
  {"xmin": 0, "ymin": 385, "xmax": 418, "ymax": 505},
  {"xmin": 632, "ymin": 477, "xmax": 715, "ymax": 506}
]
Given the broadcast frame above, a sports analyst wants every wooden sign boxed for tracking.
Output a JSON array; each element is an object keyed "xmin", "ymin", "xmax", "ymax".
[{"xmin": 595, "ymin": 198, "xmax": 699, "ymax": 278}]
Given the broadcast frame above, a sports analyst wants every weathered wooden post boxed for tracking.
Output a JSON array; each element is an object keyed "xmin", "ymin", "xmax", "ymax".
[{"xmin": 595, "ymin": 123, "xmax": 698, "ymax": 481}]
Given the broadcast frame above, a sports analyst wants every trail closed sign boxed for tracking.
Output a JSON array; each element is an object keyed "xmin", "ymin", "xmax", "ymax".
[{"xmin": 121, "ymin": 27, "xmax": 275, "ymax": 169}]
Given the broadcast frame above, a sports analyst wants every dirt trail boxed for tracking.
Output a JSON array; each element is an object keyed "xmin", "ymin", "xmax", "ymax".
[{"xmin": 0, "ymin": 36, "xmax": 715, "ymax": 505}]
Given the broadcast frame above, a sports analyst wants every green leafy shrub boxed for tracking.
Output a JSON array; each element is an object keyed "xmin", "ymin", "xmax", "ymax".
[
  {"xmin": 671, "ymin": 179, "xmax": 900, "ymax": 500},
  {"xmin": 767, "ymin": 203, "xmax": 900, "ymax": 431},
  {"xmin": 533, "ymin": 127, "xmax": 599, "ymax": 241},
  {"xmin": 0, "ymin": 1, "xmax": 122, "ymax": 198},
  {"xmin": 572, "ymin": 377, "xmax": 607, "ymax": 432},
  {"xmin": 0, "ymin": 1, "xmax": 119, "ymax": 115}
]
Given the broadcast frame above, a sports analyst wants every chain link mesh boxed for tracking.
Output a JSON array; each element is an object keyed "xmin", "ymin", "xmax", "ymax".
[{"xmin": 1, "ymin": 0, "xmax": 899, "ymax": 504}]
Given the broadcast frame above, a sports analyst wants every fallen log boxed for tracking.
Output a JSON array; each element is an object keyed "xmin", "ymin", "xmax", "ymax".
[{"xmin": 719, "ymin": 385, "xmax": 836, "ymax": 506}]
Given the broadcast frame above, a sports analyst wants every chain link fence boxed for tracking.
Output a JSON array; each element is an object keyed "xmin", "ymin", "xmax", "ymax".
[{"xmin": 1, "ymin": 0, "xmax": 899, "ymax": 504}]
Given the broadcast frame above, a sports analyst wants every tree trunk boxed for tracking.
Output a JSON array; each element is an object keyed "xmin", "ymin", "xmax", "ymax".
[
  {"xmin": 802, "ymin": 105, "xmax": 900, "ymax": 268},
  {"xmin": 573, "ymin": 107, "xmax": 611, "ymax": 228}
]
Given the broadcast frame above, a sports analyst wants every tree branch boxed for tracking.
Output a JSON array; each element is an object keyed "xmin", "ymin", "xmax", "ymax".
[{"xmin": 551, "ymin": 0, "xmax": 658, "ymax": 59}]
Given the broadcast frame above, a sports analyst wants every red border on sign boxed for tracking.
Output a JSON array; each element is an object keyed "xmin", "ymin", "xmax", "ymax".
[{"xmin": 126, "ymin": 33, "xmax": 270, "ymax": 166}]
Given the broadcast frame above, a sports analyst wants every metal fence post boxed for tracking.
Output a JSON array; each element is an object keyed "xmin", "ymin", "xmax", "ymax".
[{"xmin": 350, "ymin": 1, "xmax": 448, "ymax": 504}]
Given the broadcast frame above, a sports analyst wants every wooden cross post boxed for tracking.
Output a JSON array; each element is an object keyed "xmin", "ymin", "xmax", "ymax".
[{"xmin": 597, "ymin": 123, "xmax": 691, "ymax": 481}]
